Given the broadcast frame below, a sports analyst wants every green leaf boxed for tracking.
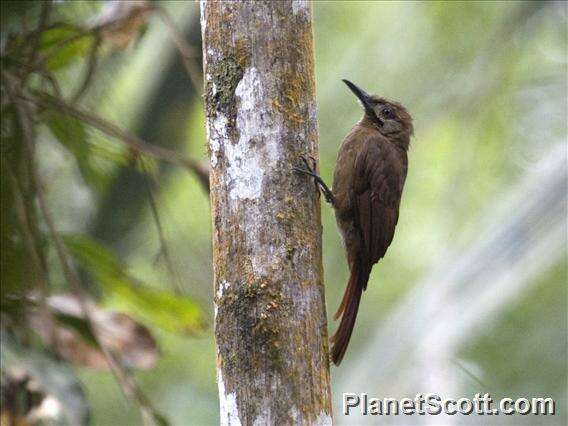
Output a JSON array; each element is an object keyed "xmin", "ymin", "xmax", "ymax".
[
  {"xmin": 135, "ymin": 153, "xmax": 159, "ymax": 180},
  {"xmin": 107, "ymin": 276, "xmax": 205, "ymax": 335},
  {"xmin": 39, "ymin": 25, "xmax": 96, "ymax": 71},
  {"xmin": 0, "ymin": 332, "xmax": 90, "ymax": 425},
  {"xmin": 64, "ymin": 235, "xmax": 205, "ymax": 335},
  {"xmin": 89, "ymin": 133, "xmax": 131, "ymax": 168},
  {"xmin": 39, "ymin": 100, "xmax": 137, "ymax": 193},
  {"xmin": 43, "ymin": 110, "xmax": 105, "ymax": 191}
]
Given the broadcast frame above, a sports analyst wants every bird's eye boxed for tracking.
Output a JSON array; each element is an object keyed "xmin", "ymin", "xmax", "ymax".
[{"xmin": 382, "ymin": 108, "xmax": 394, "ymax": 118}]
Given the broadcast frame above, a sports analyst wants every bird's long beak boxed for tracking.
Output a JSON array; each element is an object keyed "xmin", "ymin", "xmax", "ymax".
[{"xmin": 342, "ymin": 79, "xmax": 375, "ymax": 117}]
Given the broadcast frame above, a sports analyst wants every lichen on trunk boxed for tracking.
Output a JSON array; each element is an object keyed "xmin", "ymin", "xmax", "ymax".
[{"xmin": 200, "ymin": 1, "xmax": 332, "ymax": 424}]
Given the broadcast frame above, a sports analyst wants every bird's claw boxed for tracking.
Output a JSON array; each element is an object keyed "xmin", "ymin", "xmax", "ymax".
[
  {"xmin": 292, "ymin": 155, "xmax": 335, "ymax": 205},
  {"xmin": 300, "ymin": 155, "xmax": 317, "ymax": 173},
  {"xmin": 293, "ymin": 155, "xmax": 317, "ymax": 174}
]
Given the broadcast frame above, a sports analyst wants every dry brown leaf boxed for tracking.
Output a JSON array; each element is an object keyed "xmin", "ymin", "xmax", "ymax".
[
  {"xmin": 93, "ymin": 0, "xmax": 154, "ymax": 50},
  {"xmin": 28, "ymin": 294, "xmax": 159, "ymax": 371}
]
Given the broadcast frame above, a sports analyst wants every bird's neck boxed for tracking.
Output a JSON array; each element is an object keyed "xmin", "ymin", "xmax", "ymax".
[
  {"xmin": 360, "ymin": 113, "xmax": 381, "ymax": 130},
  {"xmin": 359, "ymin": 115, "xmax": 410, "ymax": 152}
]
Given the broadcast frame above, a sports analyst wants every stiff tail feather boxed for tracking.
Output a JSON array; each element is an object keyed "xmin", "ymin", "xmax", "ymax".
[{"xmin": 330, "ymin": 262, "xmax": 369, "ymax": 365}]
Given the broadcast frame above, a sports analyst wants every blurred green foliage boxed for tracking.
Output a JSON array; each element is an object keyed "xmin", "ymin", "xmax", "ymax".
[
  {"xmin": 65, "ymin": 235, "xmax": 204, "ymax": 335},
  {"xmin": 1, "ymin": 1, "xmax": 566, "ymax": 425}
]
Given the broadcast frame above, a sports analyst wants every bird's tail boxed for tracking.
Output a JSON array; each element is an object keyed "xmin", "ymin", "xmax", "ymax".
[{"xmin": 330, "ymin": 261, "xmax": 369, "ymax": 365}]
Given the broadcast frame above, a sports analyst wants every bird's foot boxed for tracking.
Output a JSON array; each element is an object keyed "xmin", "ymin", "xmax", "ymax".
[{"xmin": 293, "ymin": 155, "xmax": 335, "ymax": 205}]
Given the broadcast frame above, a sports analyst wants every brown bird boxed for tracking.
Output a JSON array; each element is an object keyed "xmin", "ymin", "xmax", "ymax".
[{"xmin": 294, "ymin": 79, "xmax": 413, "ymax": 365}]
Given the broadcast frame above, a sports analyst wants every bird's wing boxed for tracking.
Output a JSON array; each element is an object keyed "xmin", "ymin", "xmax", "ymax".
[{"xmin": 353, "ymin": 137, "xmax": 406, "ymax": 275}]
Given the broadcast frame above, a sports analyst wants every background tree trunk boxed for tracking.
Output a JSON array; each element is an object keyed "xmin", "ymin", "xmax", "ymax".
[{"xmin": 200, "ymin": 1, "xmax": 332, "ymax": 424}]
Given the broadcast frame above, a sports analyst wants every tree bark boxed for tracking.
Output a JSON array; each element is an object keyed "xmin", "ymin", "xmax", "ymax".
[{"xmin": 200, "ymin": 1, "xmax": 332, "ymax": 424}]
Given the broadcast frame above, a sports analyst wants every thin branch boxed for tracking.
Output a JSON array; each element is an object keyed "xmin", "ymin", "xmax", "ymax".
[
  {"xmin": 4, "ymin": 57, "xmax": 63, "ymax": 99},
  {"xmin": 4, "ymin": 73, "xmax": 86, "ymax": 321},
  {"xmin": 23, "ymin": 90, "xmax": 211, "ymax": 191},
  {"xmin": 3, "ymin": 158, "xmax": 49, "ymax": 293},
  {"xmin": 23, "ymin": 90, "xmax": 191, "ymax": 167},
  {"xmin": 23, "ymin": 0, "xmax": 53, "ymax": 82},
  {"xmin": 71, "ymin": 35, "xmax": 101, "ymax": 103},
  {"xmin": 37, "ymin": 68, "xmax": 63, "ymax": 99},
  {"xmin": 153, "ymin": 5, "xmax": 203, "ymax": 90},
  {"xmin": 186, "ymin": 159, "xmax": 210, "ymax": 193},
  {"xmin": 142, "ymin": 170, "xmax": 184, "ymax": 295},
  {"xmin": 1, "ymin": 73, "xmax": 49, "ymax": 275}
]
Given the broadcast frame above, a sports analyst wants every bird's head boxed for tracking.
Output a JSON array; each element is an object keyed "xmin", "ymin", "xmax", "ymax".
[{"xmin": 343, "ymin": 79, "xmax": 413, "ymax": 150}]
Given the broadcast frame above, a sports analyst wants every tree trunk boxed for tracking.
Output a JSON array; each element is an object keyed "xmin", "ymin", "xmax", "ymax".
[{"xmin": 200, "ymin": 1, "xmax": 332, "ymax": 424}]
